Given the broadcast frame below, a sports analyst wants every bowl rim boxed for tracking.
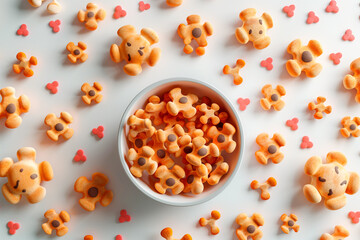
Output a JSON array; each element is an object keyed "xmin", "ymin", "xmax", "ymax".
[{"xmin": 117, "ymin": 77, "xmax": 245, "ymax": 207}]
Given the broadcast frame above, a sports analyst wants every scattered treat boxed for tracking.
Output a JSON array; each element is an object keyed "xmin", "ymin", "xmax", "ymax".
[
  {"xmin": 348, "ymin": 211, "xmax": 360, "ymax": 224},
  {"xmin": 119, "ymin": 209, "xmax": 131, "ymax": 223},
  {"xmin": 308, "ymin": 96, "xmax": 332, "ymax": 119},
  {"xmin": 92, "ymin": 125, "xmax": 104, "ymax": 139},
  {"xmin": 28, "ymin": 0, "xmax": 44, "ymax": 7},
  {"xmin": 166, "ymin": 0, "xmax": 183, "ymax": 7},
  {"xmin": 260, "ymin": 57, "xmax": 273, "ymax": 70},
  {"xmin": 74, "ymin": 149, "xmax": 87, "ymax": 162},
  {"xmin": 283, "ymin": 5, "xmax": 295, "ymax": 17},
  {"xmin": 280, "ymin": 214, "xmax": 299, "ymax": 234},
  {"xmin": 207, "ymin": 123, "xmax": 236, "ymax": 153},
  {"xmin": 154, "ymin": 165, "xmax": 185, "ymax": 194},
  {"xmin": 207, "ymin": 156, "xmax": 229, "ymax": 185},
  {"xmin": 329, "ymin": 52, "xmax": 342, "ymax": 65},
  {"xmin": 16, "ymin": 24, "xmax": 29, "ymax": 36},
  {"xmin": 78, "ymin": 3, "xmax": 106, "ymax": 31},
  {"xmin": 7, "ymin": 221, "xmax": 20, "ymax": 235},
  {"xmin": 42, "ymin": 209, "xmax": 70, "ymax": 237},
  {"xmin": 199, "ymin": 210, "xmax": 221, "ymax": 235},
  {"xmin": 0, "ymin": 147, "xmax": 53, "ymax": 204},
  {"xmin": 286, "ymin": 39, "xmax": 323, "ymax": 77},
  {"xmin": 167, "ymin": 88, "xmax": 198, "ymax": 118},
  {"xmin": 237, "ymin": 98, "xmax": 250, "ymax": 111},
  {"xmin": 139, "ymin": 1, "xmax": 151, "ymax": 11},
  {"xmin": 303, "ymin": 152, "xmax": 360, "ymax": 210},
  {"xmin": 223, "ymin": 59, "xmax": 246, "ymax": 85},
  {"xmin": 186, "ymin": 136, "xmax": 220, "ymax": 166},
  {"xmin": 115, "ymin": 235, "xmax": 123, "ymax": 240},
  {"xmin": 286, "ymin": 117, "xmax": 299, "ymax": 130},
  {"xmin": 343, "ymin": 57, "xmax": 360, "ymax": 102},
  {"xmin": 161, "ymin": 227, "xmax": 192, "ymax": 240},
  {"xmin": 250, "ymin": 177, "xmax": 277, "ymax": 200},
  {"xmin": 306, "ymin": 11, "xmax": 319, "ymax": 24},
  {"xmin": 13, "ymin": 52, "xmax": 37, "ymax": 77},
  {"xmin": 144, "ymin": 96, "xmax": 167, "ymax": 126},
  {"xmin": 46, "ymin": 81, "xmax": 59, "ymax": 94},
  {"xmin": 326, "ymin": 0, "xmax": 339, "ymax": 13},
  {"xmin": 177, "ymin": 15, "xmax": 213, "ymax": 56},
  {"xmin": 300, "ymin": 136, "xmax": 313, "ymax": 149},
  {"xmin": 340, "ymin": 117, "xmax": 360, "ymax": 138},
  {"xmin": 198, "ymin": 103, "xmax": 220, "ymax": 125},
  {"xmin": 84, "ymin": 236, "xmax": 93, "ymax": 240},
  {"xmin": 81, "ymin": 82, "xmax": 103, "ymax": 105},
  {"xmin": 183, "ymin": 164, "xmax": 210, "ymax": 194},
  {"xmin": 66, "ymin": 41, "xmax": 88, "ymax": 63},
  {"xmin": 260, "ymin": 84, "xmax": 286, "ymax": 111},
  {"xmin": 49, "ymin": 20, "xmax": 61, "ymax": 33},
  {"xmin": 110, "ymin": 25, "xmax": 160, "ymax": 76},
  {"xmin": 47, "ymin": 0, "xmax": 62, "ymax": 14},
  {"xmin": 44, "ymin": 112, "xmax": 74, "ymax": 141},
  {"xmin": 320, "ymin": 225, "xmax": 349, "ymax": 240},
  {"xmin": 342, "ymin": 29, "xmax": 354, "ymax": 41},
  {"xmin": 235, "ymin": 8, "xmax": 273, "ymax": 49},
  {"xmin": 127, "ymin": 146, "xmax": 157, "ymax": 177},
  {"xmin": 113, "ymin": 6, "xmax": 126, "ymax": 19},
  {"xmin": 235, "ymin": 213, "xmax": 264, "ymax": 240},
  {"xmin": 255, "ymin": 133, "xmax": 285, "ymax": 165},
  {"xmin": 128, "ymin": 115, "xmax": 155, "ymax": 139},
  {"xmin": 0, "ymin": 87, "xmax": 30, "ymax": 129},
  {"xmin": 74, "ymin": 172, "xmax": 113, "ymax": 211}
]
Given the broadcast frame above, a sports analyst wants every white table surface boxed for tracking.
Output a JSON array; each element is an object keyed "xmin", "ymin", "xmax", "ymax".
[{"xmin": 1, "ymin": 0, "xmax": 360, "ymax": 239}]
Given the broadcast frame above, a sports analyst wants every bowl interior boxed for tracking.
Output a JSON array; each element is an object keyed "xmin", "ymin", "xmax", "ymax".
[{"xmin": 118, "ymin": 79, "xmax": 243, "ymax": 206}]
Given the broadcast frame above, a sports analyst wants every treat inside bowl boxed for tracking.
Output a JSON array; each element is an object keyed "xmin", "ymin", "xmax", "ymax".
[{"xmin": 118, "ymin": 78, "xmax": 243, "ymax": 206}]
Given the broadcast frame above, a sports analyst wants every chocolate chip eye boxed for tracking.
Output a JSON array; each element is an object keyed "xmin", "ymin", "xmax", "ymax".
[
  {"xmin": 318, "ymin": 177, "xmax": 326, "ymax": 182},
  {"xmin": 259, "ymin": 19, "xmax": 263, "ymax": 25},
  {"xmin": 340, "ymin": 180, "xmax": 347, "ymax": 186},
  {"xmin": 127, "ymin": 42, "xmax": 131, "ymax": 47},
  {"xmin": 20, "ymin": 168, "xmax": 23, "ymax": 173},
  {"xmin": 248, "ymin": 29, "xmax": 252, "ymax": 34},
  {"xmin": 30, "ymin": 174, "xmax": 38, "ymax": 179},
  {"xmin": 22, "ymin": 189, "xmax": 26, "ymax": 193},
  {"xmin": 335, "ymin": 166, "xmax": 339, "ymax": 174},
  {"xmin": 139, "ymin": 47, "xmax": 145, "ymax": 50}
]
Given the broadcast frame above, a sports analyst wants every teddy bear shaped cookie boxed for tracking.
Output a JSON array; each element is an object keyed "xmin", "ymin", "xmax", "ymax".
[
  {"xmin": 235, "ymin": 213, "xmax": 264, "ymax": 240},
  {"xmin": 110, "ymin": 25, "xmax": 161, "ymax": 76},
  {"xmin": 235, "ymin": 8, "xmax": 273, "ymax": 50},
  {"xmin": 303, "ymin": 152, "xmax": 360, "ymax": 210},
  {"xmin": 166, "ymin": 0, "xmax": 183, "ymax": 7},
  {"xmin": 343, "ymin": 57, "xmax": 360, "ymax": 103},
  {"xmin": 0, "ymin": 147, "xmax": 53, "ymax": 204}
]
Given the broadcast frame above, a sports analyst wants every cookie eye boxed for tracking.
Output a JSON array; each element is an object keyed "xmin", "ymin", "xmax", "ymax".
[
  {"xmin": 259, "ymin": 19, "xmax": 263, "ymax": 25},
  {"xmin": 318, "ymin": 177, "xmax": 326, "ymax": 182},
  {"xmin": 249, "ymin": 29, "xmax": 252, "ymax": 34},
  {"xmin": 19, "ymin": 168, "xmax": 23, "ymax": 173},
  {"xmin": 127, "ymin": 42, "xmax": 131, "ymax": 47},
  {"xmin": 335, "ymin": 166, "xmax": 339, "ymax": 174},
  {"xmin": 340, "ymin": 180, "xmax": 347, "ymax": 186},
  {"xmin": 30, "ymin": 174, "xmax": 38, "ymax": 179},
  {"xmin": 139, "ymin": 47, "xmax": 145, "ymax": 50}
]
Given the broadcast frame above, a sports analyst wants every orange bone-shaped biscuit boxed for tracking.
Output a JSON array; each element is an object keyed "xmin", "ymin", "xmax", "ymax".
[
  {"xmin": 66, "ymin": 41, "xmax": 88, "ymax": 63},
  {"xmin": 44, "ymin": 112, "xmax": 74, "ymax": 141},
  {"xmin": 166, "ymin": 0, "xmax": 183, "ymax": 7},
  {"xmin": 223, "ymin": 59, "xmax": 246, "ymax": 85},
  {"xmin": 184, "ymin": 122, "xmax": 204, "ymax": 139},
  {"xmin": 308, "ymin": 96, "xmax": 332, "ymax": 119},
  {"xmin": 183, "ymin": 164, "xmax": 210, "ymax": 194},
  {"xmin": 343, "ymin": 57, "xmax": 360, "ymax": 102},
  {"xmin": 199, "ymin": 210, "xmax": 221, "ymax": 235},
  {"xmin": 127, "ymin": 146, "xmax": 158, "ymax": 178},
  {"xmin": 167, "ymin": 88, "xmax": 198, "ymax": 118},
  {"xmin": 157, "ymin": 124, "xmax": 186, "ymax": 153},
  {"xmin": 198, "ymin": 103, "xmax": 220, "ymax": 125},
  {"xmin": 163, "ymin": 114, "xmax": 185, "ymax": 130},
  {"xmin": 280, "ymin": 214, "xmax": 299, "ymax": 234},
  {"xmin": 0, "ymin": 87, "xmax": 30, "ymax": 129},
  {"xmin": 149, "ymin": 136, "xmax": 175, "ymax": 168},
  {"xmin": 186, "ymin": 136, "xmax": 220, "ymax": 167},
  {"xmin": 207, "ymin": 123, "xmax": 236, "ymax": 153},
  {"xmin": 207, "ymin": 156, "xmax": 229, "ymax": 185},
  {"xmin": 235, "ymin": 213, "xmax": 264, "ymax": 240},
  {"xmin": 340, "ymin": 116, "xmax": 360, "ymax": 138},
  {"xmin": 286, "ymin": 39, "xmax": 323, "ymax": 78},
  {"xmin": 250, "ymin": 177, "xmax": 277, "ymax": 200},
  {"xmin": 12, "ymin": 52, "xmax": 37, "ymax": 77},
  {"xmin": 144, "ymin": 96, "xmax": 167, "ymax": 126},
  {"xmin": 127, "ymin": 115, "xmax": 156, "ymax": 139},
  {"xmin": 42, "ymin": 209, "xmax": 70, "ymax": 237},
  {"xmin": 161, "ymin": 227, "xmax": 192, "ymax": 240},
  {"xmin": 260, "ymin": 84, "xmax": 286, "ymax": 111},
  {"xmin": 255, "ymin": 133, "xmax": 285, "ymax": 165},
  {"xmin": 77, "ymin": 3, "xmax": 106, "ymax": 31},
  {"xmin": 74, "ymin": 172, "xmax": 113, "ymax": 211},
  {"xmin": 154, "ymin": 165, "xmax": 185, "ymax": 195},
  {"xmin": 177, "ymin": 15, "xmax": 213, "ymax": 56},
  {"xmin": 235, "ymin": 8, "xmax": 273, "ymax": 49},
  {"xmin": 81, "ymin": 82, "xmax": 103, "ymax": 105},
  {"xmin": 320, "ymin": 225, "xmax": 349, "ymax": 240}
]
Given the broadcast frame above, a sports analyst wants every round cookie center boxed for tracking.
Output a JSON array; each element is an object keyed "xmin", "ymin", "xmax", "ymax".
[
  {"xmin": 134, "ymin": 139, "xmax": 143, "ymax": 148},
  {"xmin": 88, "ymin": 90, "xmax": 96, "ymax": 96},
  {"xmin": 301, "ymin": 51, "xmax": 313, "ymax": 63},
  {"xmin": 288, "ymin": 220, "xmax": 294, "ymax": 227},
  {"xmin": 350, "ymin": 124, "xmax": 357, "ymax": 130},
  {"xmin": 247, "ymin": 225, "xmax": 256, "ymax": 233},
  {"xmin": 87, "ymin": 12, "xmax": 95, "ymax": 18},
  {"xmin": 192, "ymin": 28, "xmax": 202, "ymax": 38},
  {"xmin": 137, "ymin": 157, "xmax": 146, "ymax": 166},
  {"xmin": 271, "ymin": 94, "xmax": 279, "ymax": 102},
  {"xmin": 217, "ymin": 134, "xmax": 226, "ymax": 143},
  {"xmin": 187, "ymin": 175, "xmax": 194, "ymax": 184},
  {"xmin": 88, "ymin": 187, "xmax": 99, "ymax": 198},
  {"xmin": 166, "ymin": 178, "xmax": 175, "ymax": 186},
  {"xmin": 30, "ymin": 173, "xmax": 38, "ymax": 179},
  {"xmin": 198, "ymin": 148, "xmax": 207, "ymax": 156},
  {"xmin": 55, "ymin": 123, "xmax": 64, "ymax": 132},
  {"xmin": 6, "ymin": 104, "xmax": 16, "ymax": 114},
  {"xmin": 179, "ymin": 97, "xmax": 188, "ymax": 104},
  {"xmin": 168, "ymin": 134, "xmax": 176, "ymax": 142},
  {"xmin": 157, "ymin": 149, "xmax": 166, "ymax": 158},
  {"xmin": 74, "ymin": 49, "xmax": 80, "ymax": 55},
  {"xmin": 183, "ymin": 146, "xmax": 193, "ymax": 154},
  {"xmin": 51, "ymin": 220, "xmax": 60, "ymax": 228},
  {"xmin": 268, "ymin": 145, "xmax": 277, "ymax": 154}
]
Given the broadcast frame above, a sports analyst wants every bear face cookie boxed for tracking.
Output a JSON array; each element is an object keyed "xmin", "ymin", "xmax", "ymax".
[
  {"xmin": 110, "ymin": 25, "xmax": 161, "ymax": 76},
  {"xmin": 343, "ymin": 57, "xmax": 360, "ymax": 103},
  {"xmin": 0, "ymin": 147, "xmax": 53, "ymax": 204},
  {"xmin": 303, "ymin": 152, "xmax": 360, "ymax": 210}
]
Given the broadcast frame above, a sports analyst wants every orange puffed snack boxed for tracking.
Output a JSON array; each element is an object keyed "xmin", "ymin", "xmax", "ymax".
[
  {"xmin": 66, "ymin": 41, "xmax": 88, "ymax": 63},
  {"xmin": 235, "ymin": 213, "xmax": 264, "ymax": 240},
  {"xmin": 199, "ymin": 210, "xmax": 221, "ymax": 235},
  {"xmin": 127, "ymin": 146, "xmax": 157, "ymax": 178},
  {"xmin": 207, "ymin": 156, "xmax": 229, "ymax": 185},
  {"xmin": 42, "ymin": 209, "xmax": 70, "ymax": 237},
  {"xmin": 81, "ymin": 82, "xmax": 103, "ymax": 105},
  {"xmin": 286, "ymin": 39, "xmax": 323, "ymax": 78},
  {"xmin": 198, "ymin": 103, "xmax": 220, "ymax": 125},
  {"xmin": 0, "ymin": 87, "xmax": 30, "ymax": 129},
  {"xmin": 77, "ymin": 3, "xmax": 106, "ymax": 31},
  {"xmin": 255, "ymin": 133, "xmax": 285, "ymax": 165},
  {"xmin": 207, "ymin": 123, "xmax": 236, "ymax": 153},
  {"xmin": 44, "ymin": 112, "xmax": 74, "ymax": 141},
  {"xmin": 74, "ymin": 172, "xmax": 113, "ymax": 211},
  {"xmin": 183, "ymin": 163, "xmax": 210, "ymax": 194},
  {"xmin": 84, "ymin": 236, "xmax": 93, "ymax": 240},
  {"xmin": 343, "ymin": 57, "xmax": 360, "ymax": 103},
  {"xmin": 250, "ymin": 177, "xmax": 277, "ymax": 200},
  {"xmin": 177, "ymin": 15, "xmax": 213, "ymax": 56},
  {"xmin": 154, "ymin": 165, "xmax": 185, "ymax": 195},
  {"xmin": 223, "ymin": 59, "xmax": 246, "ymax": 85},
  {"xmin": 166, "ymin": 0, "xmax": 182, "ymax": 7},
  {"xmin": 161, "ymin": 227, "xmax": 192, "ymax": 240},
  {"xmin": 308, "ymin": 96, "xmax": 332, "ymax": 119},
  {"xmin": 280, "ymin": 214, "xmax": 299, "ymax": 234},
  {"xmin": 235, "ymin": 8, "xmax": 273, "ymax": 49},
  {"xmin": 320, "ymin": 225, "xmax": 349, "ymax": 240},
  {"xmin": 340, "ymin": 116, "xmax": 360, "ymax": 138},
  {"xmin": 260, "ymin": 84, "xmax": 286, "ymax": 111},
  {"xmin": 13, "ymin": 52, "xmax": 37, "ymax": 77},
  {"xmin": 186, "ymin": 136, "xmax": 220, "ymax": 167},
  {"xmin": 167, "ymin": 88, "xmax": 198, "ymax": 118}
]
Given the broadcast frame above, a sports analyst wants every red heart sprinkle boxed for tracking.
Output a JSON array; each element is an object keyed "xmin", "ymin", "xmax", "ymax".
[
  {"xmin": 114, "ymin": 6, "xmax": 127, "ymax": 19},
  {"xmin": 286, "ymin": 118, "xmax": 299, "ymax": 131},
  {"xmin": 306, "ymin": 11, "xmax": 319, "ymax": 24},
  {"xmin": 300, "ymin": 136, "xmax": 313, "ymax": 149},
  {"xmin": 74, "ymin": 149, "xmax": 87, "ymax": 162},
  {"xmin": 115, "ymin": 235, "xmax": 123, "ymax": 240},
  {"xmin": 237, "ymin": 98, "xmax": 250, "ymax": 111},
  {"xmin": 342, "ymin": 29, "xmax": 355, "ymax": 41},
  {"xmin": 92, "ymin": 125, "xmax": 104, "ymax": 139},
  {"xmin": 7, "ymin": 221, "xmax": 20, "ymax": 235},
  {"xmin": 46, "ymin": 81, "xmax": 59, "ymax": 94},
  {"xmin": 260, "ymin": 57, "xmax": 273, "ymax": 70},
  {"xmin": 283, "ymin": 5, "xmax": 295, "ymax": 17},
  {"xmin": 326, "ymin": 0, "xmax": 339, "ymax": 13},
  {"xmin": 49, "ymin": 20, "xmax": 61, "ymax": 33},
  {"xmin": 16, "ymin": 24, "xmax": 29, "ymax": 36},
  {"xmin": 139, "ymin": 1, "xmax": 150, "ymax": 11},
  {"xmin": 329, "ymin": 52, "xmax": 342, "ymax": 65},
  {"xmin": 348, "ymin": 211, "xmax": 360, "ymax": 224},
  {"xmin": 119, "ymin": 209, "xmax": 131, "ymax": 223}
]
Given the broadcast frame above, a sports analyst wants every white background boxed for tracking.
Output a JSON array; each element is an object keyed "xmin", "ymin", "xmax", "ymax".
[{"xmin": 0, "ymin": 0, "xmax": 360, "ymax": 239}]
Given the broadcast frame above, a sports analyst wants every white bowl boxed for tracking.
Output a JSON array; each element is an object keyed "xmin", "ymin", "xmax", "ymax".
[{"xmin": 117, "ymin": 78, "xmax": 244, "ymax": 206}]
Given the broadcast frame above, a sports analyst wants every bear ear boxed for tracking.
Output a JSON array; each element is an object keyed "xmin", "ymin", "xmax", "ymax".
[
  {"xmin": 326, "ymin": 152, "xmax": 347, "ymax": 166},
  {"xmin": 346, "ymin": 172, "xmax": 360, "ymax": 195},
  {"xmin": 117, "ymin": 25, "xmax": 136, "ymax": 39},
  {"xmin": 39, "ymin": 161, "xmax": 53, "ymax": 182},
  {"xmin": 17, "ymin": 147, "xmax": 36, "ymax": 161},
  {"xmin": 0, "ymin": 158, "xmax": 14, "ymax": 177},
  {"xmin": 141, "ymin": 28, "xmax": 159, "ymax": 45},
  {"xmin": 261, "ymin": 12, "xmax": 273, "ymax": 29},
  {"xmin": 304, "ymin": 156, "xmax": 322, "ymax": 176}
]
